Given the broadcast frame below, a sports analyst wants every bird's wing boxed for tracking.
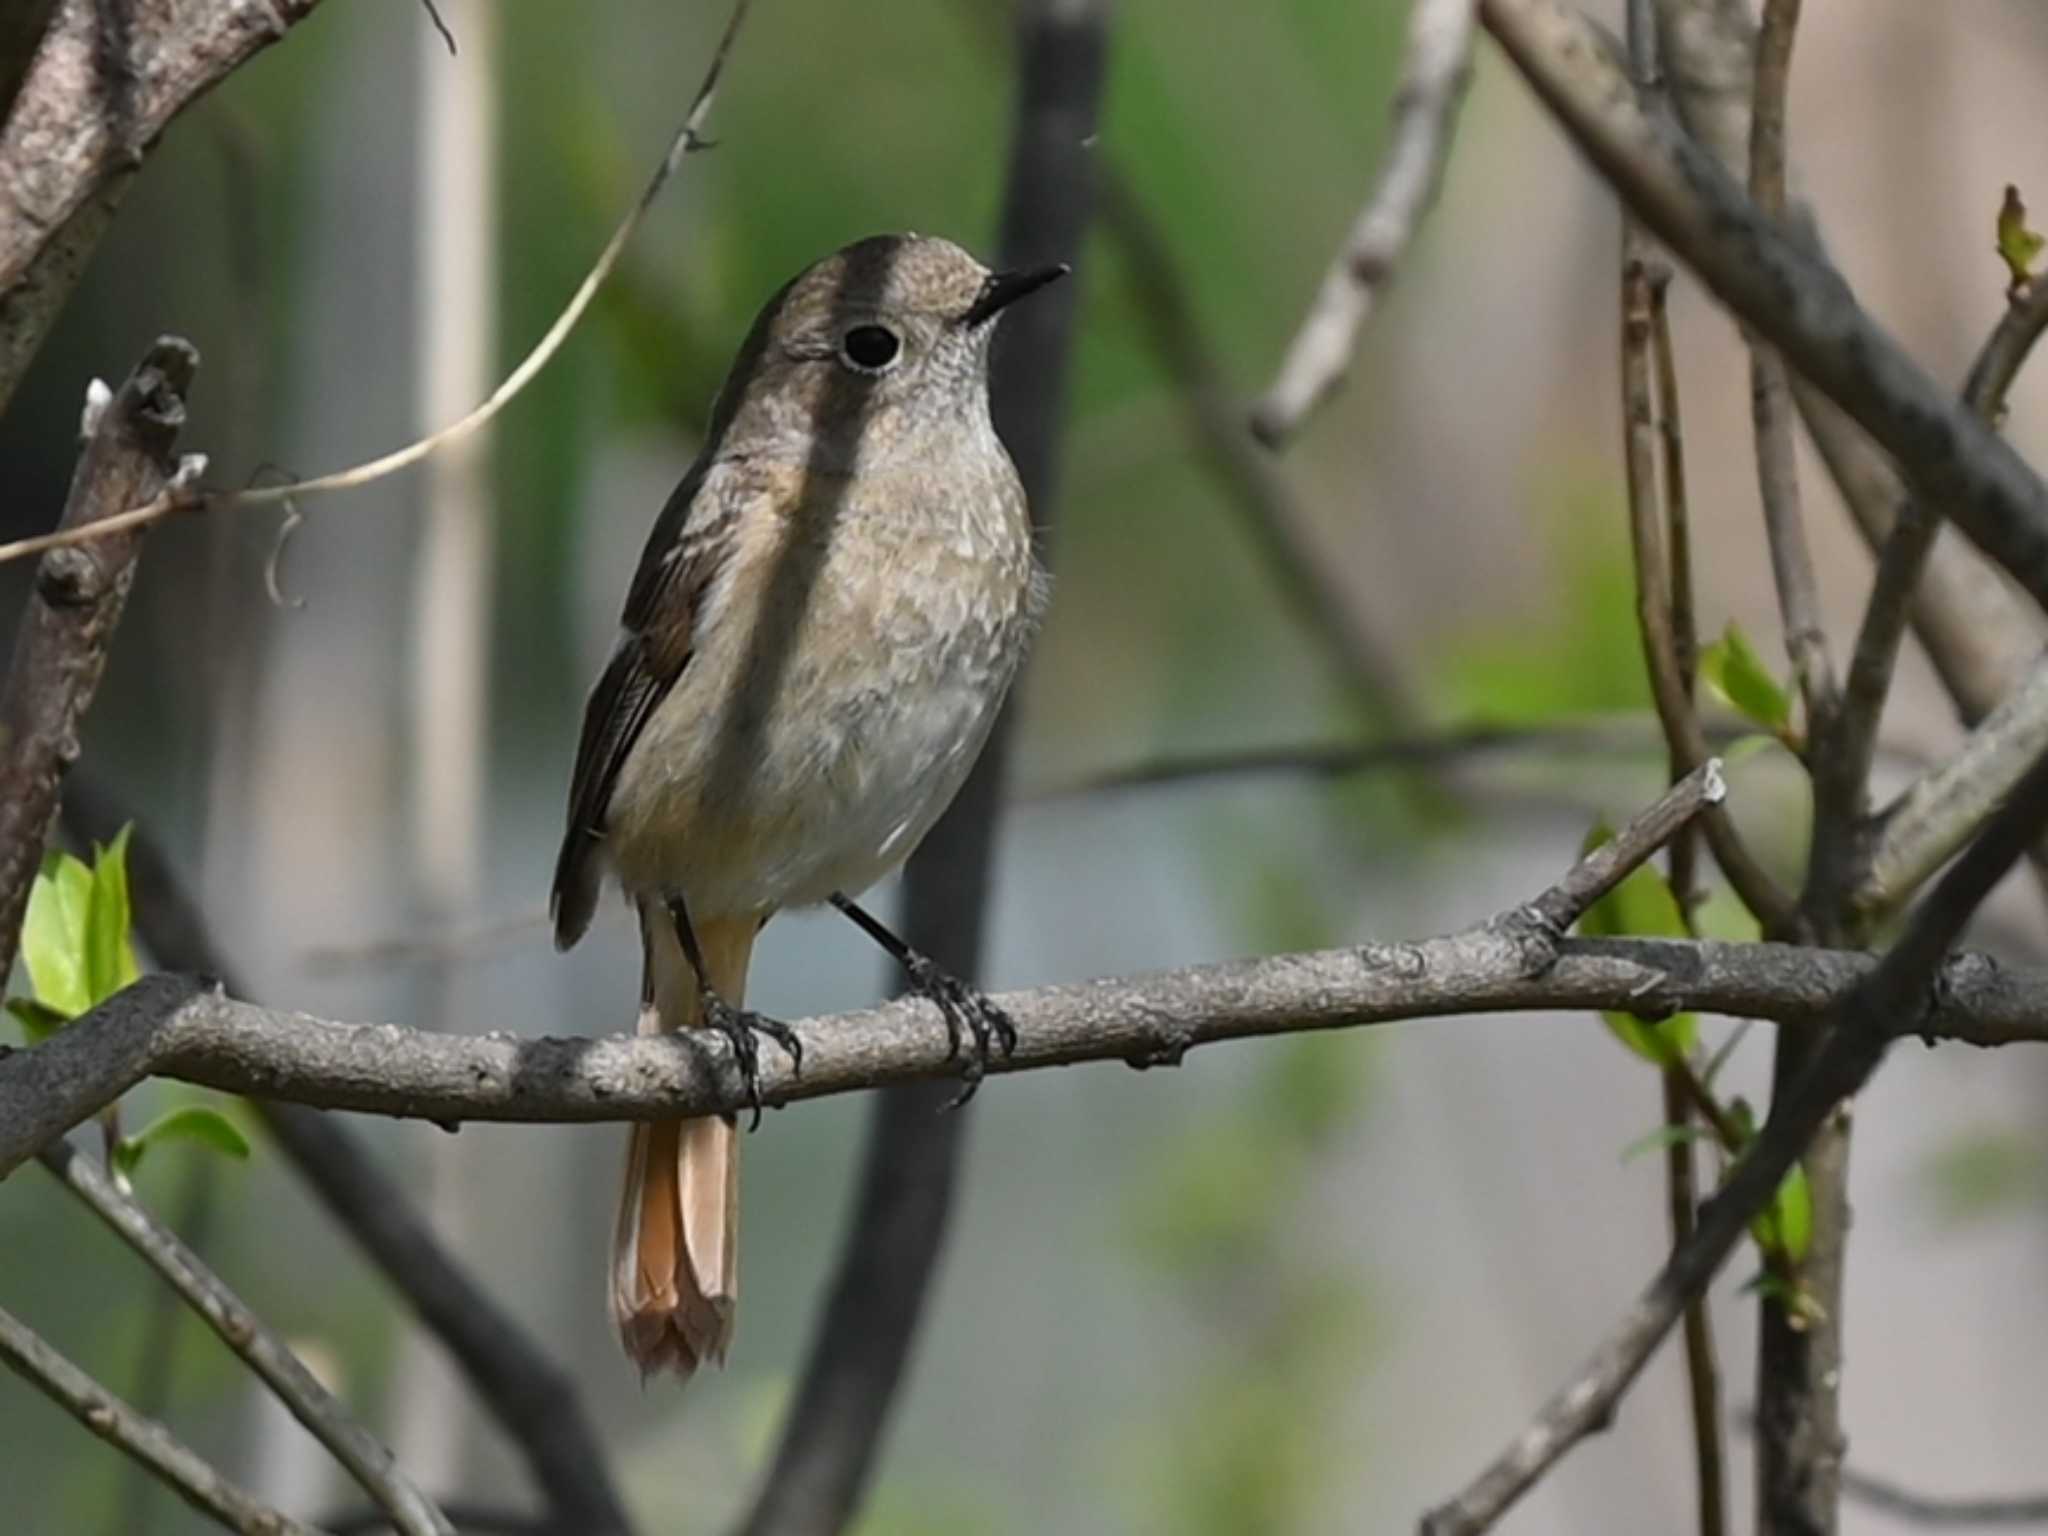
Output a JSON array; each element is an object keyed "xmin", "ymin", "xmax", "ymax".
[{"xmin": 551, "ymin": 453, "xmax": 743, "ymax": 949}]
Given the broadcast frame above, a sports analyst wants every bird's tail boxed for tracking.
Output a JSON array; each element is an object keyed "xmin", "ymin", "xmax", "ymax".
[{"xmin": 612, "ymin": 905, "xmax": 757, "ymax": 1378}]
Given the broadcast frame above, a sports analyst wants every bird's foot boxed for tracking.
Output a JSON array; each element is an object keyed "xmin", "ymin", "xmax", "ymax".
[
  {"xmin": 701, "ymin": 993, "xmax": 803, "ymax": 1131},
  {"xmin": 899, "ymin": 954, "xmax": 1016, "ymax": 1109}
]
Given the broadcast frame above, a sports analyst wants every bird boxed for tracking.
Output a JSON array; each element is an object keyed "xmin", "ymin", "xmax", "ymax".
[{"xmin": 551, "ymin": 233, "xmax": 1064, "ymax": 1378}]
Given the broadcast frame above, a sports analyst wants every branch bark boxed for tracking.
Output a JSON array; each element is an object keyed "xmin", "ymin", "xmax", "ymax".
[
  {"xmin": 1423, "ymin": 744, "xmax": 2048, "ymax": 1536},
  {"xmin": 0, "ymin": 337, "xmax": 194, "ymax": 983},
  {"xmin": 1477, "ymin": 0, "xmax": 2048, "ymax": 618},
  {"xmin": 15, "ymin": 768, "xmax": 2048, "ymax": 1168},
  {"xmin": 40, "ymin": 1137, "xmax": 452, "ymax": 1536},
  {"xmin": 0, "ymin": 2, "xmax": 321, "ymax": 412},
  {"xmin": 0, "ymin": 1301, "xmax": 325, "ymax": 1536},
  {"xmin": 1251, "ymin": 0, "xmax": 1478, "ymax": 444},
  {"xmin": 60, "ymin": 784, "xmax": 635, "ymax": 1536}
]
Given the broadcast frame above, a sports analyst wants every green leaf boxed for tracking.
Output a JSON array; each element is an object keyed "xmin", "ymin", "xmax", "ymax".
[
  {"xmin": 1620, "ymin": 1122, "xmax": 1710, "ymax": 1162},
  {"xmin": 6, "ymin": 997, "xmax": 70, "ymax": 1043},
  {"xmin": 1600, "ymin": 1009, "xmax": 1698, "ymax": 1068},
  {"xmin": 1998, "ymin": 184, "xmax": 2044, "ymax": 294},
  {"xmin": 113, "ymin": 1107, "xmax": 252, "ymax": 1176},
  {"xmin": 1698, "ymin": 622, "xmax": 1792, "ymax": 734},
  {"xmin": 1748, "ymin": 1163, "xmax": 1814, "ymax": 1265},
  {"xmin": 85, "ymin": 825, "xmax": 138, "ymax": 1004},
  {"xmin": 1577, "ymin": 821, "xmax": 1697, "ymax": 1066},
  {"xmin": 20, "ymin": 850, "xmax": 94, "ymax": 1018}
]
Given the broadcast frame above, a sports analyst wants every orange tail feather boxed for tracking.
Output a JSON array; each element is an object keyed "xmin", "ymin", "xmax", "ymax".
[{"xmin": 613, "ymin": 908, "xmax": 756, "ymax": 1378}]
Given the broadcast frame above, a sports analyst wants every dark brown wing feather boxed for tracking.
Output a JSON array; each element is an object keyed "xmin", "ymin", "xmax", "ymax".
[
  {"xmin": 550, "ymin": 289, "xmax": 791, "ymax": 950},
  {"xmin": 551, "ymin": 458, "xmax": 728, "ymax": 950}
]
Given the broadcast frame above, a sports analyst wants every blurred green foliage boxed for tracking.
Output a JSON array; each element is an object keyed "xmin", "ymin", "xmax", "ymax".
[{"xmin": 1116, "ymin": 1033, "xmax": 1373, "ymax": 1534}]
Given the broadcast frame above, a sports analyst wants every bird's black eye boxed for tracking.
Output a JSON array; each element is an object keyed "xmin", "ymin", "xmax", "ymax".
[{"xmin": 841, "ymin": 324, "xmax": 901, "ymax": 372}]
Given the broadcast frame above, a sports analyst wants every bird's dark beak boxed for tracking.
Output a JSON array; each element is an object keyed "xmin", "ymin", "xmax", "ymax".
[{"xmin": 960, "ymin": 263, "xmax": 1069, "ymax": 327}]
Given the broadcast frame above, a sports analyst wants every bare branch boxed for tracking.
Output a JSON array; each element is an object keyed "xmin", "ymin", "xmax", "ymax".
[
  {"xmin": 14, "ymin": 772, "xmax": 2048, "ymax": 1177},
  {"xmin": 1745, "ymin": 0, "xmax": 1835, "ymax": 732},
  {"xmin": 0, "ymin": 0, "xmax": 59, "ymax": 134},
  {"xmin": 1858, "ymin": 661, "xmax": 2048, "ymax": 916},
  {"xmin": 0, "ymin": 2, "xmax": 322, "ymax": 412},
  {"xmin": 1813, "ymin": 242, "xmax": 2048, "ymax": 921},
  {"xmin": 1250, "ymin": 0, "xmax": 1477, "ymax": 445},
  {"xmin": 0, "ymin": 1301, "xmax": 324, "ymax": 1536},
  {"xmin": 1478, "ymin": 0, "xmax": 2048, "ymax": 617},
  {"xmin": 1840, "ymin": 1466, "xmax": 2048, "ymax": 1528},
  {"xmin": 1622, "ymin": 254, "xmax": 1799, "ymax": 935},
  {"xmin": 1032, "ymin": 713, "xmax": 1757, "ymax": 799},
  {"xmin": 1422, "ymin": 744, "xmax": 2048, "ymax": 1536},
  {"xmin": 40, "ymin": 1138, "xmax": 451, "ymax": 1536},
  {"xmin": 0, "ymin": 338, "xmax": 194, "ymax": 983},
  {"xmin": 1661, "ymin": 1070, "xmax": 1727, "ymax": 1536},
  {"xmin": 0, "ymin": 0, "xmax": 756, "ymax": 570},
  {"xmin": 1099, "ymin": 164, "xmax": 1427, "ymax": 726},
  {"xmin": 1797, "ymin": 382, "xmax": 2040, "ymax": 728},
  {"xmin": 60, "ymin": 785, "xmax": 635, "ymax": 1536},
  {"xmin": 1649, "ymin": 0, "xmax": 1752, "ymax": 177},
  {"xmin": 736, "ymin": 6, "xmax": 1108, "ymax": 1528}
]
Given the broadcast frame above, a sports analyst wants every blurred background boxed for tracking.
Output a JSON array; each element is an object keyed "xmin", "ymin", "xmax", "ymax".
[{"xmin": 5, "ymin": 0, "xmax": 2048, "ymax": 1530}]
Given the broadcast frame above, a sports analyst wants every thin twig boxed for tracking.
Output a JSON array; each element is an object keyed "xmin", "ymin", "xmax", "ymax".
[
  {"xmin": 1622, "ymin": 252, "xmax": 1800, "ymax": 936},
  {"xmin": 1421, "ymin": 744, "xmax": 2048, "ymax": 1536},
  {"xmin": 1798, "ymin": 381, "xmax": 2039, "ymax": 732},
  {"xmin": 1740, "ymin": 8, "xmax": 1852, "ymax": 1533},
  {"xmin": 59, "ymin": 784, "xmax": 635, "ymax": 1536},
  {"xmin": 109, "ymin": 1149, "xmax": 218, "ymax": 1536},
  {"xmin": 1098, "ymin": 163, "xmax": 1427, "ymax": 727},
  {"xmin": 328, "ymin": 1504, "xmax": 552, "ymax": 1536},
  {"xmin": 0, "ymin": 339, "xmax": 194, "ymax": 983},
  {"xmin": 1034, "ymin": 715, "xmax": 1754, "ymax": 799},
  {"xmin": 0, "ymin": 0, "xmax": 755, "ymax": 571},
  {"xmin": 1746, "ymin": 0, "xmax": 1834, "ymax": 735},
  {"xmin": 1478, "ymin": 0, "xmax": 2048, "ymax": 617},
  {"xmin": 1840, "ymin": 1467, "xmax": 2048, "ymax": 1528},
  {"xmin": 1622, "ymin": 15, "xmax": 1722, "ymax": 1530},
  {"xmin": 1662, "ymin": 1071, "xmax": 1726, "ymax": 1536},
  {"xmin": 1858, "ymin": 661, "xmax": 2048, "ymax": 916},
  {"xmin": 0, "ymin": 1302, "xmax": 325, "ymax": 1536},
  {"xmin": 1816, "ymin": 231, "xmax": 2048, "ymax": 923},
  {"xmin": 1250, "ymin": 0, "xmax": 1478, "ymax": 445},
  {"xmin": 40, "ymin": 1137, "xmax": 452, "ymax": 1536}
]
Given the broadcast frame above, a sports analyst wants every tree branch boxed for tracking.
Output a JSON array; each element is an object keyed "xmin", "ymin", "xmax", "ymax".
[
  {"xmin": 1250, "ymin": 0, "xmax": 1478, "ymax": 445},
  {"xmin": 1745, "ymin": 0, "xmax": 1834, "ymax": 735},
  {"xmin": 0, "ymin": 1301, "xmax": 325, "ymax": 1536},
  {"xmin": 0, "ymin": 2, "xmax": 321, "ymax": 412},
  {"xmin": 0, "ymin": 337, "xmax": 194, "ymax": 983},
  {"xmin": 0, "ymin": 0, "xmax": 755, "ymax": 569},
  {"xmin": 1420, "ymin": 743, "xmax": 2048, "ymax": 1536},
  {"xmin": 15, "ymin": 767, "xmax": 2048, "ymax": 1171},
  {"xmin": 60, "ymin": 785, "xmax": 636, "ymax": 1536},
  {"xmin": 1622, "ymin": 252, "xmax": 1798, "ymax": 934},
  {"xmin": 0, "ymin": 0, "xmax": 58, "ymax": 136},
  {"xmin": 1098, "ymin": 162, "xmax": 1427, "ymax": 728},
  {"xmin": 1477, "ymin": 0, "xmax": 2048, "ymax": 618},
  {"xmin": 1839, "ymin": 1467, "xmax": 2048, "ymax": 1528},
  {"xmin": 1857, "ymin": 660, "xmax": 2048, "ymax": 916},
  {"xmin": 39, "ymin": 1137, "xmax": 452, "ymax": 1536}
]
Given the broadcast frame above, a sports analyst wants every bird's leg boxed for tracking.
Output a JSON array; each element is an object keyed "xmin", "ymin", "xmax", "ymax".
[
  {"xmin": 667, "ymin": 894, "xmax": 801, "ymax": 1131},
  {"xmin": 828, "ymin": 892, "xmax": 1016, "ymax": 1106}
]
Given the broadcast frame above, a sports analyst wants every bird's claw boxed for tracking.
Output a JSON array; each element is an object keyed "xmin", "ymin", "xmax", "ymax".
[
  {"xmin": 901, "ymin": 955, "xmax": 1016, "ymax": 1110},
  {"xmin": 701, "ymin": 993, "xmax": 802, "ymax": 1131}
]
